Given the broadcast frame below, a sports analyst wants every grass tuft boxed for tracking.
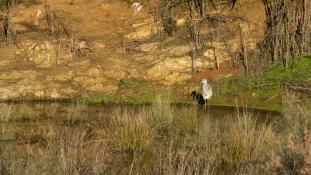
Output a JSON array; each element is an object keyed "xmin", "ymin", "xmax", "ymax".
[
  {"xmin": 0, "ymin": 103, "xmax": 13, "ymax": 122},
  {"xmin": 2, "ymin": 101, "xmax": 311, "ymax": 174},
  {"xmin": 64, "ymin": 100, "xmax": 87, "ymax": 125}
]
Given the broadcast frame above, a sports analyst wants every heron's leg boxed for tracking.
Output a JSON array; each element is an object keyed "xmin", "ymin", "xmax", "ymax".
[{"xmin": 204, "ymin": 100, "xmax": 207, "ymax": 109}]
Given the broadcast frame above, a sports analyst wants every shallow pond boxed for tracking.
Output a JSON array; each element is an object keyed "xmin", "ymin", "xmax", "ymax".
[
  {"xmin": 0, "ymin": 102, "xmax": 282, "ymax": 174},
  {"xmin": 0, "ymin": 102, "xmax": 280, "ymax": 124},
  {"xmin": 0, "ymin": 102, "xmax": 281, "ymax": 142}
]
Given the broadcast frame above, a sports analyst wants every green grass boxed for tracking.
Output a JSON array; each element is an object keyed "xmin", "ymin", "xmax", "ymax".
[
  {"xmin": 87, "ymin": 94, "xmax": 122, "ymax": 104},
  {"xmin": 212, "ymin": 57, "xmax": 311, "ymax": 111},
  {"xmin": 86, "ymin": 79, "xmax": 157, "ymax": 105},
  {"xmin": 86, "ymin": 57, "xmax": 311, "ymax": 111},
  {"xmin": 251, "ymin": 56, "xmax": 311, "ymax": 84},
  {"xmin": 87, "ymin": 79, "xmax": 186, "ymax": 105}
]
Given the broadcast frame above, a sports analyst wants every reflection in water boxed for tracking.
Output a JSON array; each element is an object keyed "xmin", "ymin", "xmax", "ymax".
[
  {"xmin": 0, "ymin": 102, "xmax": 281, "ymax": 126},
  {"xmin": 0, "ymin": 102, "xmax": 281, "ymax": 147},
  {"xmin": 0, "ymin": 102, "xmax": 281, "ymax": 131}
]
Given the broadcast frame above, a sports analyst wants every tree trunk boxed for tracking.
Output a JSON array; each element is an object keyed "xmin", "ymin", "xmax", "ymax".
[
  {"xmin": 5, "ymin": 0, "xmax": 14, "ymax": 45},
  {"xmin": 262, "ymin": 0, "xmax": 311, "ymax": 69}
]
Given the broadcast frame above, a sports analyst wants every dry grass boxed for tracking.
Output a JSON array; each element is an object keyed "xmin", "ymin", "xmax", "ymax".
[
  {"xmin": 0, "ymin": 125, "xmax": 15, "ymax": 141},
  {"xmin": 64, "ymin": 100, "xmax": 87, "ymax": 125},
  {"xmin": 0, "ymin": 98, "xmax": 310, "ymax": 174},
  {"xmin": 0, "ymin": 103, "xmax": 38, "ymax": 122},
  {"xmin": 0, "ymin": 103, "xmax": 13, "ymax": 122},
  {"xmin": 218, "ymin": 113, "xmax": 276, "ymax": 173},
  {"xmin": 109, "ymin": 111, "xmax": 155, "ymax": 153},
  {"xmin": 17, "ymin": 103, "xmax": 37, "ymax": 121},
  {"xmin": 267, "ymin": 105, "xmax": 311, "ymax": 175}
]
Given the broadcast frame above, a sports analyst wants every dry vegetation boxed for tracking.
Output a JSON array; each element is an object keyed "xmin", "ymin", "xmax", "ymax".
[{"xmin": 0, "ymin": 97, "xmax": 310, "ymax": 175}]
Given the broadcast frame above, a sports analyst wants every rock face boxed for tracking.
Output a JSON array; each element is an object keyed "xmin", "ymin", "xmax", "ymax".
[
  {"xmin": 0, "ymin": 67, "xmax": 118, "ymax": 100},
  {"xmin": 124, "ymin": 15, "xmax": 263, "ymax": 85},
  {"xmin": 126, "ymin": 18, "xmax": 159, "ymax": 40},
  {"xmin": 0, "ymin": 41, "xmax": 118, "ymax": 100},
  {"xmin": 145, "ymin": 56, "xmax": 213, "ymax": 85},
  {"xmin": 0, "ymin": 0, "xmax": 265, "ymax": 100},
  {"xmin": 16, "ymin": 40, "xmax": 73, "ymax": 68}
]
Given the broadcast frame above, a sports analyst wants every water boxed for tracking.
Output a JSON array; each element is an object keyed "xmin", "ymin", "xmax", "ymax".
[
  {"xmin": 0, "ymin": 102, "xmax": 280, "ymax": 143},
  {"xmin": 0, "ymin": 102, "xmax": 281, "ymax": 174},
  {"xmin": 0, "ymin": 101, "xmax": 281, "ymax": 147},
  {"xmin": 0, "ymin": 102, "xmax": 280, "ymax": 124}
]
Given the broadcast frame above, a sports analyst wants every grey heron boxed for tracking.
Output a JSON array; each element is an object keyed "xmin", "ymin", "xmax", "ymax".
[{"xmin": 201, "ymin": 78, "xmax": 212, "ymax": 107}]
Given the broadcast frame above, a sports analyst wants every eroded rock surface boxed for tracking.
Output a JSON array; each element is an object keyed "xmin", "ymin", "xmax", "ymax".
[
  {"xmin": 16, "ymin": 40, "xmax": 73, "ymax": 68},
  {"xmin": 0, "ymin": 0, "xmax": 265, "ymax": 100},
  {"xmin": 0, "ymin": 44, "xmax": 118, "ymax": 100}
]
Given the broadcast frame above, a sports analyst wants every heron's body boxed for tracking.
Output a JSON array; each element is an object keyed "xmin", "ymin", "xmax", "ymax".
[
  {"xmin": 201, "ymin": 79, "xmax": 212, "ymax": 108},
  {"xmin": 201, "ymin": 82, "xmax": 212, "ymax": 100}
]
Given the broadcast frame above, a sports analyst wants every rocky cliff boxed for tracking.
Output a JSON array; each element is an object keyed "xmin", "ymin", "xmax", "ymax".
[{"xmin": 0, "ymin": 0, "xmax": 265, "ymax": 101}]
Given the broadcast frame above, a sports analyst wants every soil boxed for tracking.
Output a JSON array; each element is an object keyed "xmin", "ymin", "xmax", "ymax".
[{"xmin": 0, "ymin": 0, "xmax": 266, "ymax": 101}]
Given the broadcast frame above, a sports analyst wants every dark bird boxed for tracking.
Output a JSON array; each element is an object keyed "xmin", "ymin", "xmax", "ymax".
[{"xmin": 190, "ymin": 91, "xmax": 206, "ymax": 105}]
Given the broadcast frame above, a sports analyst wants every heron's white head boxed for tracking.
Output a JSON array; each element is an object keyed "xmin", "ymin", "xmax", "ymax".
[{"xmin": 201, "ymin": 78, "xmax": 208, "ymax": 84}]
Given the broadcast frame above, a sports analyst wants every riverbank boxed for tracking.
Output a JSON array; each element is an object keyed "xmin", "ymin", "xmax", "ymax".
[
  {"xmin": 0, "ymin": 57, "xmax": 309, "ymax": 112},
  {"xmin": 85, "ymin": 57, "xmax": 311, "ymax": 111}
]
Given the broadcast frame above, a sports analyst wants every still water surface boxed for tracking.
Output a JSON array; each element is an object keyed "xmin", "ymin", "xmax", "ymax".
[{"xmin": 0, "ymin": 102, "xmax": 281, "ymax": 144}]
